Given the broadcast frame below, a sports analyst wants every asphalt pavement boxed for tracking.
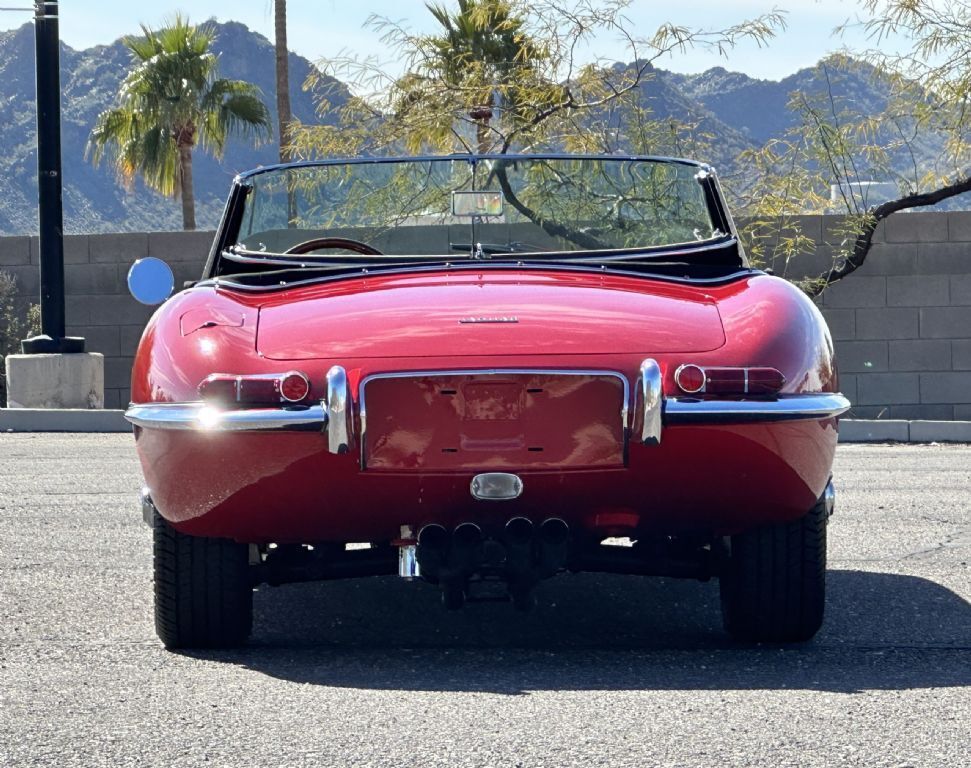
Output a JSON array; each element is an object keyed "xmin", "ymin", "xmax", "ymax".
[{"xmin": 0, "ymin": 435, "xmax": 968, "ymax": 767}]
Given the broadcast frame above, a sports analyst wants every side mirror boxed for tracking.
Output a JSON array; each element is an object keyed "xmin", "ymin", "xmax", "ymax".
[{"xmin": 128, "ymin": 257, "xmax": 175, "ymax": 305}]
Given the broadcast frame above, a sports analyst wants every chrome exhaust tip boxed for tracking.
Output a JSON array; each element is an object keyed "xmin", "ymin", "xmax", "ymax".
[
  {"xmin": 540, "ymin": 517, "xmax": 569, "ymax": 543},
  {"xmin": 396, "ymin": 525, "xmax": 420, "ymax": 579},
  {"xmin": 453, "ymin": 522, "xmax": 483, "ymax": 547},
  {"xmin": 538, "ymin": 518, "xmax": 570, "ymax": 573},
  {"xmin": 504, "ymin": 516, "xmax": 534, "ymax": 542},
  {"xmin": 418, "ymin": 523, "xmax": 449, "ymax": 548}
]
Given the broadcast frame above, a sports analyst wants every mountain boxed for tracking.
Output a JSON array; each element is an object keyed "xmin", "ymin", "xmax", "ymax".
[
  {"xmin": 608, "ymin": 61, "xmax": 760, "ymax": 171},
  {"xmin": 0, "ymin": 20, "xmax": 348, "ymax": 235},
  {"xmin": 0, "ymin": 21, "xmax": 944, "ymax": 234},
  {"xmin": 663, "ymin": 58, "xmax": 893, "ymax": 146}
]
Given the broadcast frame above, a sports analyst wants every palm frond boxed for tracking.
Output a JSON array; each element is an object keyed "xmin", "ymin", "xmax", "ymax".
[{"xmin": 86, "ymin": 14, "xmax": 270, "ymax": 225}]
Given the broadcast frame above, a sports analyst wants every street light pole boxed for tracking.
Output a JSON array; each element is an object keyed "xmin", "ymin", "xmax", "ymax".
[{"xmin": 22, "ymin": 0, "xmax": 83, "ymax": 354}]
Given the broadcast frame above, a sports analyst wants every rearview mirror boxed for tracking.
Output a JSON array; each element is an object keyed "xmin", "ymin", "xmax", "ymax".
[
  {"xmin": 451, "ymin": 190, "xmax": 503, "ymax": 217},
  {"xmin": 127, "ymin": 257, "xmax": 175, "ymax": 306}
]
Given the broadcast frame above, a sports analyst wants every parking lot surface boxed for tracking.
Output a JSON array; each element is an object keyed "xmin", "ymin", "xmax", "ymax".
[{"xmin": 0, "ymin": 435, "xmax": 968, "ymax": 767}]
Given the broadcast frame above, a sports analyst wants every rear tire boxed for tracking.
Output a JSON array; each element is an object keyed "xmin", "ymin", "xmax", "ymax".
[
  {"xmin": 153, "ymin": 511, "xmax": 253, "ymax": 649},
  {"xmin": 719, "ymin": 496, "xmax": 827, "ymax": 643}
]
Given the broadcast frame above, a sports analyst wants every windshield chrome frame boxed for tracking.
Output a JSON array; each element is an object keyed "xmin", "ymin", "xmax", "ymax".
[{"xmin": 207, "ymin": 153, "xmax": 738, "ymax": 280}]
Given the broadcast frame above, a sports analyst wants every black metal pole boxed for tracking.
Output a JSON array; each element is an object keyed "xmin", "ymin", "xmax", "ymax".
[{"xmin": 22, "ymin": 0, "xmax": 83, "ymax": 354}]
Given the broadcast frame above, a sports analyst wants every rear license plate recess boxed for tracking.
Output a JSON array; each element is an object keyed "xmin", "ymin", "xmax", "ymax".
[{"xmin": 361, "ymin": 370, "xmax": 627, "ymax": 471}]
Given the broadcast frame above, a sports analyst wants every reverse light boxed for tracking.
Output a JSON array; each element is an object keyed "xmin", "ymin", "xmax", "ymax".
[
  {"xmin": 198, "ymin": 371, "xmax": 312, "ymax": 405},
  {"xmin": 674, "ymin": 364, "xmax": 785, "ymax": 396}
]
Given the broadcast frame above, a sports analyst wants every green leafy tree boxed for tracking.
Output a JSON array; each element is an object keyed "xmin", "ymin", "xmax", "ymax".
[
  {"xmin": 292, "ymin": 1, "xmax": 784, "ymax": 159},
  {"xmin": 737, "ymin": 1, "xmax": 971, "ymax": 295},
  {"xmin": 287, "ymin": 1, "xmax": 782, "ymax": 252},
  {"xmin": 0, "ymin": 271, "xmax": 40, "ymax": 405},
  {"xmin": 88, "ymin": 16, "xmax": 272, "ymax": 230}
]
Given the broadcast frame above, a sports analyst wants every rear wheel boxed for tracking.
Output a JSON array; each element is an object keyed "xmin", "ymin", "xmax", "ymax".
[
  {"xmin": 152, "ymin": 511, "xmax": 253, "ymax": 649},
  {"xmin": 719, "ymin": 494, "xmax": 828, "ymax": 643}
]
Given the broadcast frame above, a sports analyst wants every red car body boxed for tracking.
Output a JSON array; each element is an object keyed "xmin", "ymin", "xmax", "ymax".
[{"xmin": 126, "ymin": 155, "xmax": 848, "ymax": 647}]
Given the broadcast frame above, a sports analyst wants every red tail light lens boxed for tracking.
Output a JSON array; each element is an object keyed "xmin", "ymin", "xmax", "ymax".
[
  {"xmin": 199, "ymin": 371, "xmax": 312, "ymax": 405},
  {"xmin": 675, "ymin": 365, "xmax": 785, "ymax": 396},
  {"xmin": 744, "ymin": 367, "xmax": 787, "ymax": 395},
  {"xmin": 279, "ymin": 372, "xmax": 310, "ymax": 403},
  {"xmin": 197, "ymin": 375, "xmax": 238, "ymax": 402},
  {"xmin": 674, "ymin": 364, "xmax": 706, "ymax": 394}
]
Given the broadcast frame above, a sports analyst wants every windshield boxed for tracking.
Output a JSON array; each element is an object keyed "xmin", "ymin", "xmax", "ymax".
[{"xmin": 234, "ymin": 156, "xmax": 721, "ymax": 258}]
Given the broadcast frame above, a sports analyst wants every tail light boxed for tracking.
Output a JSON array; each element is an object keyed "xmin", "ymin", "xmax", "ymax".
[
  {"xmin": 675, "ymin": 364, "xmax": 785, "ymax": 396},
  {"xmin": 199, "ymin": 371, "xmax": 311, "ymax": 405}
]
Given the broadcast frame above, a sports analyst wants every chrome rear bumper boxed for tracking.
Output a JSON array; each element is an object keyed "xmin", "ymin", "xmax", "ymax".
[
  {"xmin": 664, "ymin": 393, "xmax": 851, "ymax": 425},
  {"xmin": 126, "ymin": 359, "xmax": 850, "ymax": 447},
  {"xmin": 125, "ymin": 401, "xmax": 328, "ymax": 432},
  {"xmin": 126, "ymin": 364, "xmax": 354, "ymax": 454}
]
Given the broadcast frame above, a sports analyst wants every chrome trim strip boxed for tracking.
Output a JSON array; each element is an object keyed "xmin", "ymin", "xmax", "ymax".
[
  {"xmin": 639, "ymin": 358, "xmax": 663, "ymax": 446},
  {"xmin": 224, "ymin": 235, "xmax": 736, "ymax": 266},
  {"xmin": 203, "ymin": 265, "xmax": 756, "ymax": 294},
  {"xmin": 326, "ymin": 365, "xmax": 353, "ymax": 454},
  {"xmin": 664, "ymin": 393, "xmax": 850, "ymax": 424},
  {"xmin": 125, "ymin": 402, "xmax": 328, "ymax": 432},
  {"xmin": 236, "ymin": 152, "xmax": 712, "ymax": 182},
  {"xmin": 358, "ymin": 368, "xmax": 630, "ymax": 470}
]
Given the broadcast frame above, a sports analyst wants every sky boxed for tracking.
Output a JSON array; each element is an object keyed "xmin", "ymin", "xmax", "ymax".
[{"xmin": 0, "ymin": 1, "xmax": 893, "ymax": 80}]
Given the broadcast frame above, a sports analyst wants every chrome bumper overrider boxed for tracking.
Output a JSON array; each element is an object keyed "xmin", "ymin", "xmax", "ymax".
[{"xmin": 125, "ymin": 360, "xmax": 850, "ymax": 448}]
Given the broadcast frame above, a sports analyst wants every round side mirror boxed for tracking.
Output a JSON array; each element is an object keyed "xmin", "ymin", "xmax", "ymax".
[{"xmin": 128, "ymin": 257, "xmax": 175, "ymax": 305}]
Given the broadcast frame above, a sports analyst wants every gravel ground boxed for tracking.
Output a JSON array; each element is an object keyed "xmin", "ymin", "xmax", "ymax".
[{"xmin": 0, "ymin": 435, "xmax": 968, "ymax": 768}]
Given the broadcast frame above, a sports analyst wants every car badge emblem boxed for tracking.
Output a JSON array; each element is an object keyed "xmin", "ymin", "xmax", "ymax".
[{"xmin": 459, "ymin": 316, "xmax": 519, "ymax": 324}]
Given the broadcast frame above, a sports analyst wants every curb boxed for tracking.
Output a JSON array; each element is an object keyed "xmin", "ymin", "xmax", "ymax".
[
  {"xmin": 838, "ymin": 419, "xmax": 971, "ymax": 443},
  {"xmin": 0, "ymin": 410, "xmax": 968, "ymax": 442},
  {"xmin": 0, "ymin": 408, "xmax": 130, "ymax": 433}
]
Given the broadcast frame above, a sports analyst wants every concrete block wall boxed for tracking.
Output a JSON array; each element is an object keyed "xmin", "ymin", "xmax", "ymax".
[
  {"xmin": 1, "ymin": 231, "xmax": 214, "ymax": 408},
  {"xmin": 1, "ymin": 212, "xmax": 969, "ymax": 416},
  {"xmin": 764, "ymin": 213, "xmax": 971, "ymax": 421}
]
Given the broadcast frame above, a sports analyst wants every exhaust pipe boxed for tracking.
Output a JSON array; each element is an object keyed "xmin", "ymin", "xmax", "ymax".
[
  {"xmin": 540, "ymin": 517, "xmax": 569, "ymax": 544},
  {"xmin": 505, "ymin": 517, "xmax": 537, "ymax": 611},
  {"xmin": 505, "ymin": 516, "xmax": 534, "ymax": 542},
  {"xmin": 438, "ymin": 523, "xmax": 482, "ymax": 610},
  {"xmin": 504, "ymin": 517, "xmax": 534, "ymax": 574},
  {"xmin": 416, "ymin": 524, "xmax": 448, "ymax": 583},
  {"xmin": 538, "ymin": 517, "xmax": 570, "ymax": 573},
  {"xmin": 449, "ymin": 522, "xmax": 483, "ymax": 573},
  {"xmin": 418, "ymin": 523, "xmax": 449, "ymax": 548},
  {"xmin": 453, "ymin": 522, "xmax": 482, "ymax": 548}
]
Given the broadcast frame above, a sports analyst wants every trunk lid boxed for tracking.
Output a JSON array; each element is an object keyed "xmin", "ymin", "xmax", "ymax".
[{"xmin": 255, "ymin": 271, "xmax": 725, "ymax": 360}]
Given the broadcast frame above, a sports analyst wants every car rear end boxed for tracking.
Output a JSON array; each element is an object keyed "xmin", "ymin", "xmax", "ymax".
[{"xmin": 126, "ymin": 154, "xmax": 848, "ymax": 647}]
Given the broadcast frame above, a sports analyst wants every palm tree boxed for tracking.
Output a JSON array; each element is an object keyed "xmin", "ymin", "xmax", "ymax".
[
  {"xmin": 421, "ymin": 0, "xmax": 541, "ymax": 153},
  {"xmin": 88, "ymin": 16, "xmax": 271, "ymax": 230},
  {"xmin": 274, "ymin": 0, "xmax": 292, "ymax": 165},
  {"xmin": 273, "ymin": 0, "xmax": 297, "ymax": 223}
]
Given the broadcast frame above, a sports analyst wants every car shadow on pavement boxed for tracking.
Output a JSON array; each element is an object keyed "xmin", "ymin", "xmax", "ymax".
[{"xmin": 183, "ymin": 569, "xmax": 971, "ymax": 694}]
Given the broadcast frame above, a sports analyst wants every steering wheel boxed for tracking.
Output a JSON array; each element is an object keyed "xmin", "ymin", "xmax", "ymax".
[{"xmin": 283, "ymin": 237, "xmax": 383, "ymax": 256}]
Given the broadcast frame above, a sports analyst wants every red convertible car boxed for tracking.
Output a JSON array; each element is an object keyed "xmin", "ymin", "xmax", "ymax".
[{"xmin": 125, "ymin": 154, "xmax": 848, "ymax": 648}]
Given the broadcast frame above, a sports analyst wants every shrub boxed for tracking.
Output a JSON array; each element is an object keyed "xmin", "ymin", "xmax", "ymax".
[{"xmin": 0, "ymin": 271, "xmax": 41, "ymax": 406}]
